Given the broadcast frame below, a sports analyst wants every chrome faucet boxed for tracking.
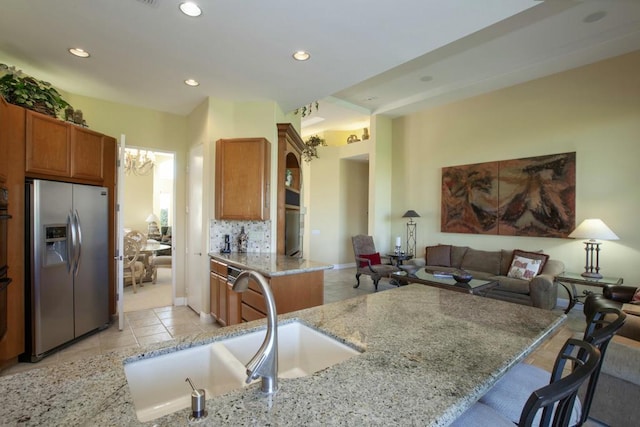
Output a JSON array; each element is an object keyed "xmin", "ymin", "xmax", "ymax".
[{"xmin": 232, "ymin": 270, "xmax": 278, "ymax": 394}]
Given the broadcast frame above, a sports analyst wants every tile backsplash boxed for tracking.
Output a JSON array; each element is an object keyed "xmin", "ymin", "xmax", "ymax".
[{"xmin": 209, "ymin": 220, "xmax": 271, "ymax": 253}]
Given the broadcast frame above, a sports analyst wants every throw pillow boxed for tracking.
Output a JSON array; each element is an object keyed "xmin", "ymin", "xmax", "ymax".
[
  {"xmin": 507, "ymin": 255, "xmax": 545, "ymax": 280},
  {"xmin": 632, "ymin": 288, "xmax": 640, "ymax": 303},
  {"xmin": 426, "ymin": 245, "xmax": 451, "ymax": 267},
  {"xmin": 511, "ymin": 250, "xmax": 549, "ymax": 273},
  {"xmin": 359, "ymin": 252, "xmax": 381, "ymax": 267}
]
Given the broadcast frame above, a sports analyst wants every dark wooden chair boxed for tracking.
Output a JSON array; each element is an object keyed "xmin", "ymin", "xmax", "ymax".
[
  {"xmin": 451, "ymin": 338, "xmax": 601, "ymax": 427},
  {"xmin": 478, "ymin": 306, "xmax": 625, "ymax": 426}
]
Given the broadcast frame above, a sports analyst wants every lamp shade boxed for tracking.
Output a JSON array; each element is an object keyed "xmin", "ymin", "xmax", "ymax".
[
  {"xmin": 146, "ymin": 213, "xmax": 159, "ymax": 223},
  {"xmin": 568, "ymin": 219, "xmax": 619, "ymax": 241},
  {"xmin": 402, "ymin": 210, "xmax": 420, "ymax": 218}
]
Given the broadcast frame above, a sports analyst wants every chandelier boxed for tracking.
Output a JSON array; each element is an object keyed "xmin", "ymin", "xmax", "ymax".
[{"xmin": 124, "ymin": 148, "xmax": 155, "ymax": 176}]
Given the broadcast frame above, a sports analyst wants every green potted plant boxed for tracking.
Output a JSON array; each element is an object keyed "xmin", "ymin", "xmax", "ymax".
[
  {"xmin": 0, "ymin": 64, "xmax": 72, "ymax": 118},
  {"xmin": 302, "ymin": 135, "xmax": 327, "ymax": 162}
]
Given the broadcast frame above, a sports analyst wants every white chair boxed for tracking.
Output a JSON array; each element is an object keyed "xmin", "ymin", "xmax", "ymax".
[
  {"xmin": 151, "ymin": 254, "xmax": 171, "ymax": 283},
  {"xmin": 123, "ymin": 235, "xmax": 146, "ymax": 293}
]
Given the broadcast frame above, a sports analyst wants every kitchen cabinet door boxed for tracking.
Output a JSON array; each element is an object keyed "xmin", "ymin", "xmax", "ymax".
[
  {"xmin": 226, "ymin": 282, "xmax": 242, "ymax": 326},
  {"xmin": 25, "ymin": 110, "xmax": 108, "ymax": 185},
  {"xmin": 25, "ymin": 110, "xmax": 71, "ymax": 177},
  {"xmin": 70, "ymin": 127, "xmax": 104, "ymax": 182},
  {"xmin": 0, "ymin": 98, "xmax": 8, "ymax": 182},
  {"xmin": 210, "ymin": 271, "xmax": 220, "ymax": 321},
  {"xmin": 217, "ymin": 275, "xmax": 227, "ymax": 326},
  {"xmin": 215, "ymin": 138, "xmax": 270, "ymax": 220}
]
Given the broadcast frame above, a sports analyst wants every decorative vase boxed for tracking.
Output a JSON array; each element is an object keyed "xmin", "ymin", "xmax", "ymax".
[
  {"xmin": 73, "ymin": 109, "xmax": 83, "ymax": 125},
  {"xmin": 237, "ymin": 226, "xmax": 248, "ymax": 253}
]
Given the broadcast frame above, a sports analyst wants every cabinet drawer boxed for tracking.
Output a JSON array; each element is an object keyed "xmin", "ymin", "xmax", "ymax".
[
  {"xmin": 248, "ymin": 276, "xmax": 263, "ymax": 294},
  {"xmin": 242, "ymin": 302, "xmax": 265, "ymax": 322},
  {"xmin": 242, "ymin": 287, "xmax": 267, "ymax": 314},
  {"xmin": 210, "ymin": 259, "xmax": 227, "ymax": 276}
]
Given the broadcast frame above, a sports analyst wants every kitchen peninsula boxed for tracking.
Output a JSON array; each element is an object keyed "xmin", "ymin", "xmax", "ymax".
[
  {"xmin": 209, "ymin": 252, "xmax": 332, "ymax": 325},
  {"xmin": 0, "ymin": 284, "xmax": 565, "ymax": 426}
]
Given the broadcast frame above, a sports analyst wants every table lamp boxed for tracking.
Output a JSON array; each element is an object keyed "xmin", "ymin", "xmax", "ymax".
[
  {"xmin": 402, "ymin": 210, "xmax": 420, "ymax": 256},
  {"xmin": 568, "ymin": 218, "xmax": 619, "ymax": 279}
]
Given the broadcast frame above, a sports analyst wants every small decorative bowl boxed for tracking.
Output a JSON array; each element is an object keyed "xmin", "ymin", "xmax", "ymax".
[{"xmin": 452, "ymin": 270, "xmax": 473, "ymax": 283}]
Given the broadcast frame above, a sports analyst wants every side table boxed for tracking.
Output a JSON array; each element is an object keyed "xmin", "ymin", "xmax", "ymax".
[
  {"xmin": 386, "ymin": 253, "xmax": 413, "ymax": 267},
  {"xmin": 555, "ymin": 272, "xmax": 623, "ymax": 314}
]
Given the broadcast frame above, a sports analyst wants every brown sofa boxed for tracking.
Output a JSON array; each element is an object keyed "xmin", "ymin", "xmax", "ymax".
[
  {"xmin": 582, "ymin": 287, "xmax": 640, "ymax": 426},
  {"xmin": 410, "ymin": 245, "xmax": 564, "ymax": 309}
]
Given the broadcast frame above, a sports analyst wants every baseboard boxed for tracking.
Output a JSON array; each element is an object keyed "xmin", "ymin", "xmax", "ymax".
[
  {"xmin": 333, "ymin": 263, "xmax": 356, "ymax": 270},
  {"xmin": 174, "ymin": 297, "xmax": 186, "ymax": 306}
]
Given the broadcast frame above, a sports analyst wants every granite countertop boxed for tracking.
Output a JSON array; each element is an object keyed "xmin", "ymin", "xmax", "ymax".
[
  {"xmin": 209, "ymin": 252, "xmax": 333, "ymax": 277},
  {"xmin": 0, "ymin": 284, "xmax": 565, "ymax": 426}
]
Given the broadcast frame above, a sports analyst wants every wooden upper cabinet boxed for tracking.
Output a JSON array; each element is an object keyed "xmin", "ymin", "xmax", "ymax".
[
  {"xmin": 215, "ymin": 138, "xmax": 271, "ymax": 221},
  {"xmin": 276, "ymin": 124, "xmax": 305, "ymax": 255},
  {"xmin": 71, "ymin": 127, "xmax": 104, "ymax": 182},
  {"xmin": 25, "ymin": 110, "xmax": 71, "ymax": 177},
  {"xmin": 0, "ymin": 97, "xmax": 9, "ymax": 182},
  {"xmin": 25, "ymin": 110, "xmax": 107, "ymax": 184}
]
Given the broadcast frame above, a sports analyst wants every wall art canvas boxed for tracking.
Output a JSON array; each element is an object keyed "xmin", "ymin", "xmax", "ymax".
[
  {"xmin": 441, "ymin": 152, "xmax": 576, "ymax": 238},
  {"xmin": 441, "ymin": 162, "xmax": 499, "ymax": 234}
]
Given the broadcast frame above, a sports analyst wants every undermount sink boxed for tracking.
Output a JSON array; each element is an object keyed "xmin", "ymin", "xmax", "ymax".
[{"xmin": 124, "ymin": 321, "xmax": 361, "ymax": 422}]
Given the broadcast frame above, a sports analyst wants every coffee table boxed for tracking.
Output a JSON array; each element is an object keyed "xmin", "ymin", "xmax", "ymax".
[{"xmin": 390, "ymin": 269, "xmax": 498, "ymax": 295}]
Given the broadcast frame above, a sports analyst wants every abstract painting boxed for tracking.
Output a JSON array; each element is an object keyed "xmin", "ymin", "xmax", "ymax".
[
  {"xmin": 441, "ymin": 162, "xmax": 499, "ymax": 234},
  {"xmin": 441, "ymin": 152, "xmax": 576, "ymax": 238}
]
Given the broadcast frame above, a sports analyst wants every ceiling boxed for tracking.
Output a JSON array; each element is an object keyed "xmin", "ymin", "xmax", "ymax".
[{"xmin": 1, "ymin": 1, "xmax": 639, "ymax": 137}]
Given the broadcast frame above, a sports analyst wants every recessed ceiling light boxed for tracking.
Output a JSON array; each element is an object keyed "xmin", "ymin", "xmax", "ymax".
[
  {"xmin": 69, "ymin": 48, "xmax": 90, "ymax": 58},
  {"xmin": 419, "ymin": 75, "xmax": 433, "ymax": 83},
  {"xmin": 184, "ymin": 79, "xmax": 200, "ymax": 87},
  {"xmin": 583, "ymin": 11, "xmax": 606, "ymax": 23},
  {"xmin": 292, "ymin": 51, "xmax": 310, "ymax": 61},
  {"xmin": 179, "ymin": 2, "xmax": 202, "ymax": 17}
]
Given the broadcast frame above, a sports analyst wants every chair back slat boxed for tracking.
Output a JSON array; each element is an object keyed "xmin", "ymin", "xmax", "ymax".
[
  {"xmin": 518, "ymin": 338, "xmax": 600, "ymax": 427},
  {"xmin": 576, "ymin": 306, "xmax": 626, "ymax": 426}
]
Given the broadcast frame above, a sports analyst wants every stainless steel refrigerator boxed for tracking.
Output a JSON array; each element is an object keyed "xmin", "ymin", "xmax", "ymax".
[{"xmin": 25, "ymin": 179, "xmax": 109, "ymax": 361}]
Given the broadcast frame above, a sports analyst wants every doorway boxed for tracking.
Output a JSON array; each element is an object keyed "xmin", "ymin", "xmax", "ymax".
[{"xmin": 122, "ymin": 147, "xmax": 176, "ymax": 312}]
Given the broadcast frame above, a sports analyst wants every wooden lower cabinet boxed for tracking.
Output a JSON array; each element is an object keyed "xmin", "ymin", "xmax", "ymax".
[
  {"xmin": 210, "ymin": 272, "xmax": 220, "ymax": 322},
  {"xmin": 240, "ymin": 270, "xmax": 324, "ymax": 322},
  {"xmin": 227, "ymin": 282, "xmax": 242, "ymax": 325},
  {"xmin": 210, "ymin": 257, "xmax": 324, "ymax": 325},
  {"xmin": 209, "ymin": 258, "xmax": 242, "ymax": 326}
]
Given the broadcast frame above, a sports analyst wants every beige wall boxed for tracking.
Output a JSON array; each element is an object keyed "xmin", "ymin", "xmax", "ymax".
[
  {"xmin": 391, "ymin": 50, "xmax": 640, "ymax": 285},
  {"xmin": 123, "ymin": 172, "xmax": 153, "ymax": 232},
  {"xmin": 340, "ymin": 160, "xmax": 369, "ymax": 263},
  {"xmin": 64, "ymin": 93, "xmax": 189, "ymax": 298}
]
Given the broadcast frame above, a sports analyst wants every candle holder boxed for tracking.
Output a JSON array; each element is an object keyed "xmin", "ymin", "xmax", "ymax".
[{"xmin": 395, "ymin": 245, "xmax": 401, "ymax": 255}]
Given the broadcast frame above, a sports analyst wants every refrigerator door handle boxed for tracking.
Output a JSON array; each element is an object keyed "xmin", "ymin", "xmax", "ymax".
[
  {"xmin": 67, "ymin": 211, "xmax": 75, "ymax": 273},
  {"xmin": 73, "ymin": 209, "xmax": 83, "ymax": 276}
]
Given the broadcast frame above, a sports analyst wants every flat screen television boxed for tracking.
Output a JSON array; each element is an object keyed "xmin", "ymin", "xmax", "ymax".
[{"xmin": 285, "ymin": 210, "xmax": 301, "ymax": 257}]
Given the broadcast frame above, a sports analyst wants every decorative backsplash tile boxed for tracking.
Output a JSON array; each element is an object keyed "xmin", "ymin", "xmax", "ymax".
[{"xmin": 209, "ymin": 220, "xmax": 271, "ymax": 253}]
